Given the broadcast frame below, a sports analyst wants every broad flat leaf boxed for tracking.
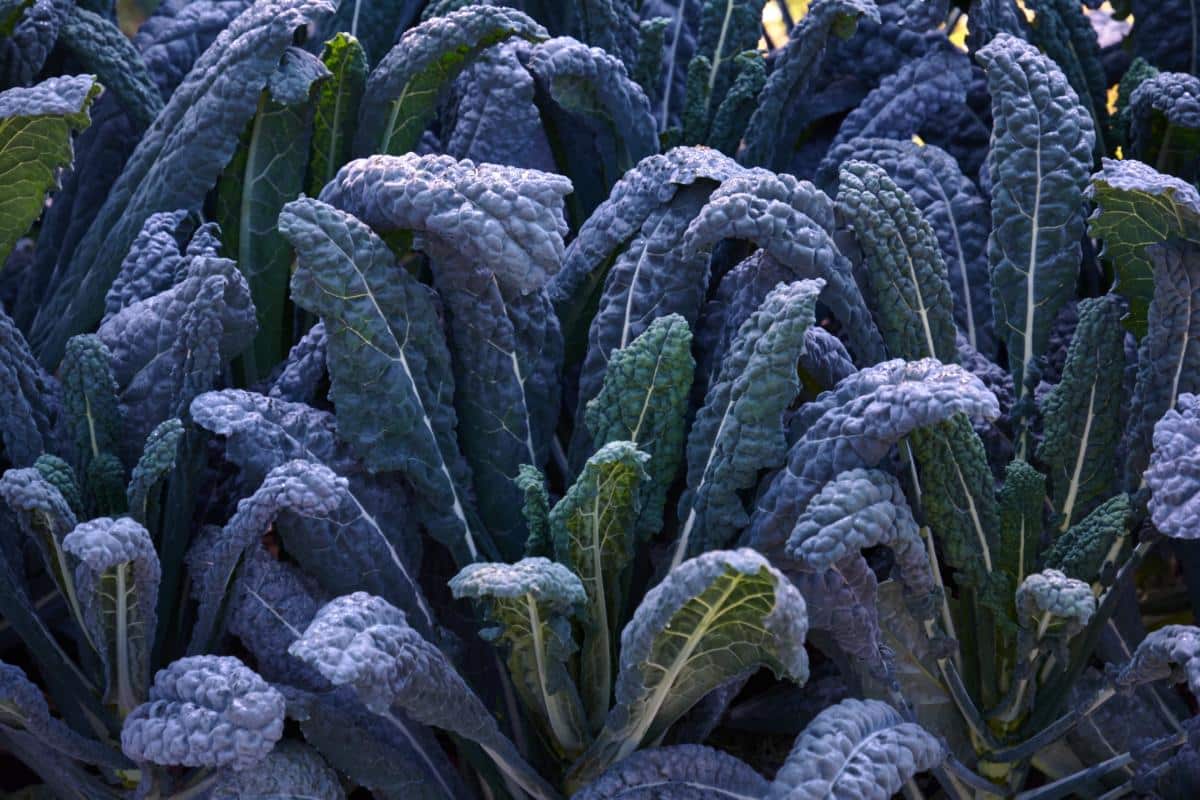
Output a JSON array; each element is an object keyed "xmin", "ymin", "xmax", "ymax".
[
  {"xmin": 62, "ymin": 517, "xmax": 159, "ymax": 717},
  {"xmin": 308, "ymin": 34, "xmax": 367, "ymax": 197},
  {"xmin": 290, "ymin": 592, "xmax": 558, "ymax": 800},
  {"xmin": 354, "ymin": 6, "xmax": 548, "ymax": 156},
  {"xmin": 1147, "ymin": 393, "xmax": 1200, "ymax": 540},
  {"xmin": 278, "ymin": 197, "xmax": 490, "ymax": 565},
  {"xmin": 1123, "ymin": 240, "xmax": 1200, "ymax": 489},
  {"xmin": 215, "ymin": 46, "xmax": 329, "ymax": 377},
  {"xmin": 747, "ymin": 360, "xmax": 1000, "ymax": 558},
  {"xmin": 764, "ymin": 698, "xmax": 947, "ymax": 800},
  {"xmin": 550, "ymin": 441, "xmax": 649, "ymax": 730},
  {"xmin": 673, "ymin": 280, "xmax": 823, "ymax": 564},
  {"xmin": 567, "ymin": 549, "xmax": 809, "ymax": 788},
  {"xmin": 1036, "ymin": 294, "xmax": 1125, "ymax": 531},
  {"xmin": 0, "ymin": 75, "xmax": 101, "ymax": 267},
  {"xmin": 584, "ymin": 314, "xmax": 694, "ymax": 542},
  {"xmin": 57, "ymin": 6, "xmax": 162, "ymax": 129},
  {"xmin": 740, "ymin": 0, "xmax": 878, "ymax": 170},
  {"xmin": 31, "ymin": 0, "xmax": 338, "ymax": 368},
  {"xmin": 977, "ymin": 33, "xmax": 1095, "ymax": 406},
  {"xmin": 574, "ymin": 744, "xmax": 767, "ymax": 799},
  {"xmin": 1087, "ymin": 158, "xmax": 1200, "ymax": 338},
  {"xmin": 837, "ymin": 159, "xmax": 957, "ymax": 363},
  {"xmin": 450, "ymin": 558, "xmax": 590, "ymax": 754}
]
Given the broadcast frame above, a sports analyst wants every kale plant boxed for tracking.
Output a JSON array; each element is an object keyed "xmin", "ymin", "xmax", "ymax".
[{"xmin": 3, "ymin": 1, "xmax": 1200, "ymax": 798}]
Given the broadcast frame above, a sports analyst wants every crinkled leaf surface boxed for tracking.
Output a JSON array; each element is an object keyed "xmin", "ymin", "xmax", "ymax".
[
  {"xmin": 574, "ymin": 744, "xmax": 767, "ymax": 800},
  {"xmin": 1147, "ymin": 393, "xmax": 1200, "ymax": 540}
]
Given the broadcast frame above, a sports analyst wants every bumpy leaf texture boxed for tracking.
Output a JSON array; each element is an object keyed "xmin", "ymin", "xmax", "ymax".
[
  {"xmin": 765, "ymin": 698, "xmax": 947, "ymax": 800},
  {"xmin": 102, "ymin": 210, "xmax": 215, "ymax": 323},
  {"xmin": 56, "ymin": 5, "xmax": 162, "ymax": 129},
  {"xmin": 279, "ymin": 196, "xmax": 489, "ymax": 566},
  {"xmin": 682, "ymin": 167, "xmax": 885, "ymax": 364},
  {"xmin": 269, "ymin": 321, "xmax": 327, "ymax": 406},
  {"xmin": 0, "ymin": 0, "xmax": 72, "ymax": 87},
  {"xmin": 120, "ymin": 655, "xmax": 284, "ymax": 771},
  {"xmin": 1036, "ymin": 294, "xmax": 1125, "ymax": 532},
  {"xmin": 1029, "ymin": 0, "xmax": 1108, "ymax": 156},
  {"xmin": 1123, "ymin": 240, "xmax": 1200, "ymax": 490},
  {"xmin": 1147, "ymin": 393, "xmax": 1200, "ymax": 540},
  {"xmin": 574, "ymin": 744, "xmax": 767, "ymax": 799},
  {"xmin": 1129, "ymin": 72, "xmax": 1200, "ymax": 183},
  {"xmin": 354, "ymin": 6, "xmax": 548, "ymax": 157},
  {"xmin": 822, "ymin": 137, "xmax": 993, "ymax": 354},
  {"xmin": 1128, "ymin": 0, "xmax": 1199, "ymax": 75},
  {"xmin": 748, "ymin": 359, "xmax": 1000, "ymax": 558},
  {"xmin": 997, "ymin": 459, "xmax": 1046, "ymax": 589},
  {"xmin": 58, "ymin": 334, "xmax": 121, "ymax": 475},
  {"xmin": 674, "ymin": 280, "xmax": 823, "ymax": 563},
  {"xmin": 1015, "ymin": 569, "xmax": 1095, "ymax": 636},
  {"xmin": 837, "ymin": 159, "xmax": 957, "ymax": 363},
  {"xmin": 978, "ymin": 33, "xmax": 1095, "ymax": 405},
  {"xmin": 1043, "ymin": 494, "xmax": 1130, "ymax": 581},
  {"xmin": 31, "ymin": 0, "xmax": 337, "ymax": 368},
  {"xmin": 308, "ymin": 33, "xmax": 367, "ymax": 197},
  {"xmin": 210, "ymin": 740, "xmax": 345, "ymax": 800},
  {"xmin": 1111, "ymin": 624, "xmax": 1200, "ymax": 695}
]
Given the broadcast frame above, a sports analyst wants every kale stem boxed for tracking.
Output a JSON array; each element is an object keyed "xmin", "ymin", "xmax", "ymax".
[
  {"xmin": 1013, "ymin": 730, "xmax": 1186, "ymax": 800},
  {"xmin": 943, "ymin": 755, "xmax": 1006, "ymax": 797}
]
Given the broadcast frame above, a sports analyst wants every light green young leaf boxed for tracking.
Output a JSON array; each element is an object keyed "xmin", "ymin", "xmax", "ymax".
[
  {"xmin": 450, "ymin": 558, "xmax": 590, "ymax": 755},
  {"xmin": 308, "ymin": 33, "xmax": 367, "ymax": 197},
  {"xmin": 550, "ymin": 441, "xmax": 649, "ymax": 731},
  {"xmin": 0, "ymin": 74, "xmax": 101, "ymax": 267},
  {"xmin": 567, "ymin": 548, "xmax": 809, "ymax": 789}
]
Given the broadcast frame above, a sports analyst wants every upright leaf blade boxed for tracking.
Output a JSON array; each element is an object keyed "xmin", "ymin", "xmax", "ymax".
[{"xmin": 308, "ymin": 33, "xmax": 367, "ymax": 197}]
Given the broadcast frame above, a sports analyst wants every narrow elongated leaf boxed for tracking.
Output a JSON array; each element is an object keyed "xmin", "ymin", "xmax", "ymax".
[
  {"xmin": 673, "ymin": 280, "xmax": 823, "ymax": 564},
  {"xmin": 308, "ymin": 33, "xmax": 367, "ymax": 196},
  {"xmin": 210, "ymin": 740, "xmax": 344, "ymax": 800},
  {"xmin": 568, "ymin": 549, "xmax": 809, "ymax": 788},
  {"xmin": 57, "ymin": 6, "xmax": 162, "ymax": 130},
  {"xmin": 1129, "ymin": 72, "xmax": 1200, "ymax": 182},
  {"xmin": 1087, "ymin": 158, "xmax": 1200, "ymax": 338},
  {"xmin": 59, "ymin": 334, "xmax": 122, "ymax": 475},
  {"xmin": 747, "ymin": 360, "xmax": 1000, "ymax": 558},
  {"xmin": 1043, "ymin": 494, "xmax": 1131, "ymax": 581},
  {"xmin": 837, "ymin": 160, "xmax": 957, "ymax": 363},
  {"xmin": 0, "ymin": 0, "xmax": 71, "ymax": 88},
  {"xmin": 584, "ymin": 314, "xmax": 694, "ymax": 542},
  {"xmin": 706, "ymin": 50, "xmax": 764, "ymax": 156},
  {"xmin": 1030, "ymin": 0, "xmax": 1108, "ymax": 157},
  {"xmin": 997, "ymin": 459, "xmax": 1046, "ymax": 589},
  {"xmin": 290, "ymin": 593, "xmax": 559, "ymax": 800},
  {"xmin": 101, "ymin": 210, "xmax": 212, "ymax": 323},
  {"xmin": 0, "ymin": 75, "xmax": 101, "ymax": 267},
  {"xmin": 977, "ymin": 33, "xmax": 1095, "ymax": 408},
  {"xmin": 681, "ymin": 0, "xmax": 762, "ymax": 142},
  {"xmin": 1123, "ymin": 240, "xmax": 1200, "ymax": 489},
  {"xmin": 269, "ymin": 321, "xmax": 327, "ymax": 405},
  {"xmin": 62, "ymin": 517, "xmax": 160, "ymax": 716},
  {"xmin": 278, "ymin": 197, "xmax": 490, "ymax": 565},
  {"xmin": 765, "ymin": 698, "xmax": 947, "ymax": 800},
  {"xmin": 551, "ymin": 441, "xmax": 649, "ymax": 730},
  {"xmin": 354, "ymin": 6, "xmax": 548, "ymax": 156},
  {"xmin": 126, "ymin": 418, "xmax": 183, "ymax": 525},
  {"xmin": 1036, "ymin": 295, "xmax": 1125, "ymax": 531},
  {"xmin": 740, "ymin": 0, "xmax": 878, "ymax": 170},
  {"xmin": 215, "ymin": 46, "xmax": 329, "ymax": 377},
  {"xmin": 682, "ymin": 168, "xmax": 885, "ymax": 364},
  {"xmin": 32, "ymin": 0, "xmax": 339, "ymax": 368},
  {"xmin": 451, "ymin": 558, "xmax": 590, "ymax": 754}
]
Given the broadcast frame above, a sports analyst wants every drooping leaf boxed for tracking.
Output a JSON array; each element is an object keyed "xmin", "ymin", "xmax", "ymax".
[
  {"xmin": 0, "ymin": 308, "xmax": 59, "ymax": 469},
  {"xmin": 764, "ymin": 698, "xmax": 947, "ymax": 800},
  {"xmin": 567, "ymin": 548, "xmax": 809, "ymax": 788},
  {"xmin": 289, "ymin": 592, "xmax": 559, "ymax": 800},
  {"xmin": 1123, "ymin": 240, "xmax": 1200, "ymax": 489},
  {"xmin": 748, "ymin": 360, "xmax": 1000, "ymax": 558},
  {"xmin": 977, "ymin": 33, "xmax": 1095, "ymax": 412},
  {"xmin": 450, "ymin": 558, "xmax": 590, "ymax": 754},
  {"xmin": 32, "ymin": 0, "xmax": 340, "ymax": 368},
  {"xmin": 353, "ymin": 6, "xmax": 548, "ymax": 157},
  {"xmin": 62, "ymin": 517, "xmax": 160, "ymax": 717},
  {"xmin": 121, "ymin": 655, "xmax": 284, "ymax": 771},
  {"xmin": 1146, "ymin": 393, "xmax": 1200, "ymax": 540},
  {"xmin": 837, "ymin": 159, "xmax": 957, "ymax": 363},
  {"xmin": 58, "ymin": 334, "xmax": 122, "ymax": 476},
  {"xmin": 0, "ymin": 74, "xmax": 101, "ymax": 267},
  {"xmin": 740, "ymin": 0, "xmax": 879, "ymax": 170},
  {"xmin": 269, "ymin": 321, "xmax": 327, "ymax": 406},
  {"xmin": 33, "ymin": 453, "xmax": 81, "ymax": 516},
  {"xmin": 550, "ymin": 441, "xmax": 649, "ymax": 730},
  {"xmin": 315, "ymin": 0, "xmax": 422, "ymax": 66},
  {"xmin": 682, "ymin": 168, "xmax": 885, "ymax": 364},
  {"xmin": 1087, "ymin": 159, "xmax": 1200, "ymax": 339},
  {"xmin": 1036, "ymin": 294, "xmax": 1126, "ymax": 532},
  {"xmin": 278, "ymin": 196, "xmax": 491, "ymax": 565},
  {"xmin": 574, "ymin": 744, "xmax": 767, "ymax": 800},
  {"xmin": 209, "ymin": 740, "xmax": 345, "ymax": 800},
  {"xmin": 1129, "ymin": 72, "xmax": 1200, "ymax": 182},
  {"xmin": 1111, "ymin": 624, "xmax": 1200, "ymax": 695},
  {"xmin": 584, "ymin": 314, "xmax": 694, "ymax": 542},
  {"xmin": 56, "ymin": 5, "xmax": 162, "ymax": 130},
  {"xmin": 673, "ymin": 280, "xmax": 823, "ymax": 564}
]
